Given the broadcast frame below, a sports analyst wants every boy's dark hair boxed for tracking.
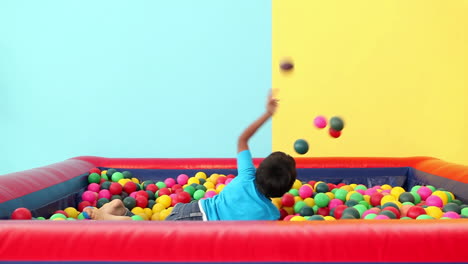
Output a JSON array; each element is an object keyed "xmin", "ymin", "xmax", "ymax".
[{"xmin": 255, "ymin": 151, "xmax": 297, "ymax": 198}]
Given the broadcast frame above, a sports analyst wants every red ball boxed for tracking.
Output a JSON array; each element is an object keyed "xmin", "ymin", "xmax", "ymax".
[
  {"xmin": 176, "ymin": 191, "xmax": 192, "ymax": 204},
  {"xmin": 327, "ymin": 183, "xmax": 336, "ymax": 191},
  {"xmin": 317, "ymin": 207, "xmax": 330, "ymax": 216},
  {"xmin": 174, "ymin": 188, "xmax": 184, "ymax": 194},
  {"xmin": 336, "ymin": 183, "xmax": 346, "ymax": 188},
  {"xmin": 283, "ymin": 215, "xmax": 295, "ymax": 221},
  {"xmin": 158, "ymin": 187, "xmax": 171, "ymax": 196},
  {"xmin": 329, "ymin": 128, "xmax": 342, "ymax": 138},
  {"xmin": 332, "ymin": 205, "xmax": 347, "ymax": 219},
  {"xmin": 279, "ymin": 208, "xmax": 288, "ymax": 220},
  {"xmin": 123, "ymin": 181, "xmax": 137, "ymax": 194},
  {"xmin": 281, "ymin": 193, "xmax": 295, "ymax": 207},
  {"xmin": 135, "ymin": 195, "xmax": 148, "ymax": 208},
  {"xmin": 11, "ymin": 208, "xmax": 32, "ymax": 220},
  {"xmin": 406, "ymin": 206, "xmax": 426, "ymax": 219},
  {"xmin": 171, "ymin": 197, "xmax": 179, "ymax": 207},
  {"xmin": 145, "ymin": 184, "xmax": 159, "ymax": 193},
  {"xmin": 370, "ymin": 192, "xmax": 384, "ymax": 207},
  {"xmin": 227, "ymin": 174, "xmax": 236, "ymax": 179},
  {"xmin": 171, "ymin": 184, "xmax": 182, "ymax": 191},
  {"xmin": 308, "ymin": 181, "xmax": 317, "ymax": 188},
  {"xmin": 136, "ymin": 190, "xmax": 149, "ymax": 199},
  {"xmin": 89, "ymin": 168, "xmax": 101, "ymax": 174},
  {"xmin": 216, "ymin": 176, "xmax": 227, "ymax": 184},
  {"xmin": 78, "ymin": 201, "xmax": 92, "ymax": 212},
  {"xmin": 382, "ymin": 206, "xmax": 401, "ymax": 219},
  {"xmin": 109, "ymin": 182, "xmax": 123, "ymax": 195},
  {"xmin": 54, "ymin": 210, "xmax": 69, "ymax": 218}
]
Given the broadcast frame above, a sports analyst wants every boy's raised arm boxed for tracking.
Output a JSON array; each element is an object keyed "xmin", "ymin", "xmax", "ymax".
[{"xmin": 237, "ymin": 91, "xmax": 279, "ymax": 153}]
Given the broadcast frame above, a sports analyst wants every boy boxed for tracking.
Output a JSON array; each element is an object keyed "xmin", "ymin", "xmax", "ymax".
[{"xmin": 84, "ymin": 91, "xmax": 297, "ymax": 220}]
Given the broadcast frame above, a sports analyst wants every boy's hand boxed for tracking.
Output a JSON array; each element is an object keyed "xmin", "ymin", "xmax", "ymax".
[{"xmin": 266, "ymin": 90, "xmax": 279, "ymax": 115}]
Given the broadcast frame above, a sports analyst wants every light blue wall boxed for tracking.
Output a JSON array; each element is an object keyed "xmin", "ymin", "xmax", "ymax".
[{"xmin": 0, "ymin": 1, "xmax": 272, "ymax": 174}]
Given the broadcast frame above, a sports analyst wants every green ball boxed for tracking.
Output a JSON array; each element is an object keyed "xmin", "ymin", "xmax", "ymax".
[
  {"xmin": 410, "ymin": 185, "xmax": 421, "ymax": 193},
  {"xmin": 195, "ymin": 185, "xmax": 207, "ymax": 192},
  {"xmin": 101, "ymin": 174, "xmax": 109, "ymax": 181},
  {"xmin": 101, "ymin": 181, "xmax": 111, "ymax": 190},
  {"xmin": 341, "ymin": 214, "xmax": 356, "ymax": 219},
  {"xmin": 345, "ymin": 199, "xmax": 359, "ymax": 207},
  {"xmin": 461, "ymin": 207, "xmax": 468, "ymax": 217},
  {"xmin": 294, "ymin": 139, "xmax": 309, "ymax": 155},
  {"xmin": 131, "ymin": 215, "xmax": 145, "ymax": 221},
  {"xmin": 97, "ymin": 198, "xmax": 110, "ymax": 208},
  {"xmin": 426, "ymin": 185, "xmax": 436, "ymax": 192},
  {"xmin": 308, "ymin": 215, "xmax": 324, "ymax": 221},
  {"xmin": 193, "ymin": 190, "xmax": 205, "ymax": 200},
  {"xmin": 400, "ymin": 216, "xmax": 412, "ymax": 220},
  {"xmin": 147, "ymin": 199, "xmax": 156, "ymax": 209},
  {"xmin": 35, "ymin": 217, "xmax": 46, "ymax": 220},
  {"xmin": 142, "ymin": 180, "xmax": 155, "ymax": 190},
  {"xmin": 184, "ymin": 186, "xmax": 196, "ymax": 196},
  {"xmin": 294, "ymin": 201, "xmax": 307, "ymax": 213},
  {"xmin": 402, "ymin": 202, "xmax": 415, "ymax": 206},
  {"xmin": 289, "ymin": 189, "xmax": 299, "ymax": 196},
  {"xmin": 315, "ymin": 182, "xmax": 329, "ymax": 193},
  {"xmin": 364, "ymin": 213, "xmax": 377, "ymax": 219},
  {"xmin": 444, "ymin": 191, "xmax": 453, "ymax": 203},
  {"xmin": 399, "ymin": 192, "xmax": 415, "ymax": 203},
  {"xmin": 50, "ymin": 213, "xmax": 67, "ymax": 220},
  {"xmin": 353, "ymin": 204, "xmax": 367, "ymax": 218},
  {"xmin": 88, "ymin": 173, "xmax": 101, "ymax": 184},
  {"xmin": 349, "ymin": 192, "xmax": 364, "ymax": 202},
  {"xmin": 156, "ymin": 181, "xmax": 167, "ymax": 189},
  {"xmin": 122, "ymin": 171, "xmax": 133, "ymax": 179},
  {"xmin": 111, "ymin": 172, "xmax": 124, "ymax": 182},
  {"xmin": 146, "ymin": 190, "xmax": 155, "ymax": 200},
  {"xmin": 314, "ymin": 193, "xmax": 330, "ymax": 208},
  {"xmin": 299, "ymin": 205, "xmax": 314, "ymax": 216},
  {"xmin": 342, "ymin": 207, "xmax": 360, "ymax": 219},
  {"xmin": 312, "ymin": 205, "xmax": 319, "ymax": 214},
  {"xmin": 111, "ymin": 195, "xmax": 122, "ymax": 201},
  {"xmin": 354, "ymin": 185, "xmax": 367, "ymax": 191},
  {"xmin": 382, "ymin": 202, "xmax": 399, "ymax": 211},
  {"xmin": 106, "ymin": 168, "xmax": 117, "ymax": 177},
  {"xmin": 443, "ymin": 203, "xmax": 461, "ymax": 214},
  {"xmin": 452, "ymin": 199, "xmax": 463, "ymax": 206},
  {"xmin": 77, "ymin": 213, "xmax": 86, "ymax": 220},
  {"xmin": 358, "ymin": 200, "xmax": 371, "ymax": 209},
  {"xmin": 123, "ymin": 197, "xmax": 136, "ymax": 210},
  {"xmin": 416, "ymin": 214, "xmax": 434, "ymax": 220},
  {"xmin": 199, "ymin": 178, "xmax": 206, "ymax": 185},
  {"xmin": 410, "ymin": 191, "xmax": 421, "ymax": 204},
  {"xmin": 335, "ymin": 189, "xmax": 348, "ymax": 202},
  {"xmin": 329, "ymin": 116, "xmax": 344, "ymax": 131},
  {"xmin": 331, "ymin": 188, "xmax": 339, "ymax": 194},
  {"xmin": 66, "ymin": 217, "xmax": 76, "ymax": 221}
]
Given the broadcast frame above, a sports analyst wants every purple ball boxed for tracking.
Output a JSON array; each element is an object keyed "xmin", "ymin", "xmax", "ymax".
[{"xmin": 313, "ymin": 116, "xmax": 327, "ymax": 129}]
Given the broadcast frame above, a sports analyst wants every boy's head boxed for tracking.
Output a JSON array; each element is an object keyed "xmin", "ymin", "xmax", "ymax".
[{"xmin": 255, "ymin": 151, "xmax": 297, "ymax": 198}]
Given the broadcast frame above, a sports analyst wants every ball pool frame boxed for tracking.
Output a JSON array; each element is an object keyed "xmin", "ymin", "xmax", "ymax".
[{"xmin": 0, "ymin": 155, "xmax": 468, "ymax": 263}]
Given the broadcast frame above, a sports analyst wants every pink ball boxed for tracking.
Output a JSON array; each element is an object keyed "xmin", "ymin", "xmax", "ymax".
[
  {"xmin": 364, "ymin": 188, "xmax": 378, "ymax": 196},
  {"xmin": 442, "ymin": 212, "xmax": 460, "ymax": 219},
  {"xmin": 88, "ymin": 183, "xmax": 101, "ymax": 192},
  {"xmin": 204, "ymin": 190, "xmax": 217, "ymax": 198},
  {"xmin": 328, "ymin": 198, "xmax": 344, "ymax": 210},
  {"xmin": 169, "ymin": 193, "xmax": 177, "ymax": 200},
  {"xmin": 82, "ymin": 191, "xmax": 97, "ymax": 203},
  {"xmin": 356, "ymin": 189, "xmax": 365, "ymax": 195},
  {"xmin": 225, "ymin": 178, "xmax": 233, "ymax": 185},
  {"xmin": 362, "ymin": 209, "xmax": 378, "ymax": 219},
  {"xmin": 374, "ymin": 215, "xmax": 390, "ymax": 220},
  {"xmin": 177, "ymin": 174, "xmax": 189, "ymax": 185},
  {"xmin": 417, "ymin": 186, "xmax": 432, "ymax": 201},
  {"xmin": 164, "ymin": 178, "xmax": 176, "ymax": 188},
  {"xmin": 314, "ymin": 116, "xmax": 327, "ymax": 129},
  {"xmin": 130, "ymin": 192, "xmax": 137, "ymax": 199},
  {"xmin": 98, "ymin": 189, "xmax": 111, "ymax": 199},
  {"xmin": 425, "ymin": 195, "xmax": 443, "ymax": 207},
  {"xmin": 299, "ymin": 185, "xmax": 313, "ymax": 199}
]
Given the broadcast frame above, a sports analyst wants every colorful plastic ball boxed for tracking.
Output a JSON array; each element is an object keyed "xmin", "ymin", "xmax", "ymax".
[
  {"xmin": 193, "ymin": 190, "xmax": 205, "ymax": 200},
  {"xmin": 443, "ymin": 203, "xmax": 461, "ymax": 214},
  {"xmin": 328, "ymin": 198, "xmax": 344, "ymax": 210},
  {"xmin": 280, "ymin": 60, "xmax": 294, "ymax": 71},
  {"xmin": 299, "ymin": 185, "xmax": 313, "ymax": 199},
  {"xmin": 425, "ymin": 206, "xmax": 443, "ymax": 219},
  {"xmin": 398, "ymin": 192, "xmax": 415, "ymax": 203},
  {"xmin": 341, "ymin": 207, "xmax": 360, "ymax": 219},
  {"xmin": 329, "ymin": 128, "xmax": 342, "ymax": 138},
  {"xmin": 87, "ymin": 183, "xmax": 100, "ymax": 193},
  {"xmin": 442, "ymin": 212, "xmax": 461, "ymax": 219},
  {"xmin": 432, "ymin": 191, "xmax": 449, "ymax": 205},
  {"xmin": 155, "ymin": 181, "xmax": 167, "ymax": 189},
  {"xmin": 406, "ymin": 206, "xmax": 426, "ymax": 219},
  {"xmin": 109, "ymin": 182, "xmax": 123, "ymax": 195},
  {"xmin": 317, "ymin": 207, "xmax": 330, "ymax": 216},
  {"xmin": 374, "ymin": 215, "xmax": 390, "ymax": 220},
  {"xmin": 382, "ymin": 206, "xmax": 400, "ymax": 218},
  {"xmin": 410, "ymin": 191, "xmax": 422, "ymax": 204},
  {"xmin": 293, "ymin": 201, "xmax": 306, "ymax": 213},
  {"xmin": 82, "ymin": 191, "xmax": 97, "ymax": 203},
  {"xmin": 308, "ymin": 215, "xmax": 325, "ymax": 221},
  {"xmin": 106, "ymin": 169, "xmax": 117, "ymax": 177},
  {"xmin": 50, "ymin": 213, "xmax": 67, "ymax": 220},
  {"xmin": 281, "ymin": 193, "xmax": 295, "ymax": 207},
  {"xmin": 78, "ymin": 201, "xmax": 92, "ymax": 212},
  {"xmin": 329, "ymin": 116, "xmax": 344, "ymax": 131},
  {"xmin": 416, "ymin": 214, "xmax": 435, "ymax": 220},
  {"xmin": 121, "ymin": 171, "xmax": 132, "ymax": 179},
  {"xmin": 111, "ymin": 172, "xmax": 124, "ymax": 182},
  {"xmin": 369, "ymin": 192, "xmax": 384, "ymax": 207},
  {"xmin": 11, "ymin": 208, "xmax": 32, "ymax": 220},
  {"xmin": 364, "ymin": 213, "xmax": 378, "ymax": 219},
  {"xmin": 88, "ymin": 173, "xmax": 101, "ymax": 184},
  {"xmin": 315, "ymin": 182, "xmax": 329, "ymax": 193},
  {"xmin": 163, "ymin": 178, "xmax": 176, "ymax": 188},
  {"xmin": 135, "ymin": 196, "xmax": 148, "ymax": 208},
  {"xmin": 425, "ymin": 195, "xmax": 443, "ymax": 207},
  {"xmin": 299, "ymin": 206, "xmax": 314, "ymax": 216},
  {"xmin": 131, "ymin": 215, "xmax": 145, "ymax": 221},
  {"xmin": 288, "ymin": 189, "xmax": 299, "ymax": 197},
  {"xmin": 416, "ymin": 186, "xmax": 432, "ymax": 201},
  {"xmin": 204, "ymin": 190, "xmax": 217, "ymax": 199},
  {"xmin": 176, "ymin": 191, "xmax": 192, "ymax": 203},
  {"xmin": 293, "ymin": 139, "xmax": 309, "ymax": 155},
  {"xmin": 331, "ymin": 205, "xmax": 347, "ymax": 219},
  {"xmin": 158, "ymin": 188, "xmax": 171, "ymax": 197},
  {"xmin": 334, "ymin": 189, "xmax": 348, "ymax": 202},
  {"xmin": 313, "ymin": 116, "xmax": 327, "ymax": 129},
  {"xmin": 98, "ymin": 189, "xmax": 111, "ymax": 200},
  {"xmin": 314, "ymin": 193, "xmax": 330, "ymax": 208},
  {"xmin": 362, "ymin": 209, "xmax": 378, "ymax": 219},
  {"xmin": 379, "ymin": 210, "xmax": 397, "ymax": 219},
  {"xmin": 283, "ymin": 215, "xmax": 295, "ymax": 221},
  {"xmin": 460, "ymin": 207, "xmax": 468, "ymax": 217},
  {"xmin": 96, "ymin": 198, "xmax": 110, "ymax": 208}
]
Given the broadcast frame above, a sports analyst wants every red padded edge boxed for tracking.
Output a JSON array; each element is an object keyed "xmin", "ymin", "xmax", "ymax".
[
  {"xmin": 0, "ymin": 220, "xmax": 467, "ymax": 262},
  {"xmin": 0, "ymin": 159, "xmax": 95, "ymax": 203},
  {"xmin": 72, "ymin": 156, "xmax": 435, "ymax": 169}
]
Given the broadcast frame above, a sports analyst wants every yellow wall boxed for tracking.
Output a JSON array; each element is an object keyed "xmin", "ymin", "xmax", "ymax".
[{"xmin": 272, "ymin": 0, "xmax": 468, "ymax": 165}]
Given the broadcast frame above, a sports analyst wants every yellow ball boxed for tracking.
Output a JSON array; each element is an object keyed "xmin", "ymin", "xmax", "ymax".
[
  {"xmin": 159, "ymin": 207, "xmax": 173, "ymax": 221},
  {"xmin": 324, "ymin": 216, "xmax": 336, "ymax": 221},
  {"xmin": 381, "ymin": 184, "xmax": 392, "ymax": 190},
  {"xmin": 131, "ymin": 178, "xmax": 140, "ymax": 184},
  {"xmin": 346, "ymin": 191, "xmax": 357, "ymax": 201},
  {"xmin": 208, "ymin": 173, "xmax": 220, "ymax": 183},
  {"xmin": 432, "ymin": 191, "xmax": 448, "ymax": 205},
  {"xmin": 216, "ymin": 184, "xmax": 226, "ymax": 193},
  {"xmin": 203, "ymin": 181, "xmax": 215, "ymax": 190},
  {"xmin": 101, "ymin": 170, "xmax": 107, "ymax": 176},
  {"xmin": 380, "ymin": 194, "xmax": 397, "ymax": 206},
  {"xmin": 187, "ymin": 177, "xmax": 200, "ymax": 185},
  {"xmin": 158, "ymin": 195, "xmax": 172, "ymax": 209},
  {"xmin": 64, "ymin": 207, "xmax": 79, "ymax": 219},
  {"xmin": 325, "ymin": 192, "xmax": 335, "ymax": 200},
  {"xmin": 272, "ymin": 198, "xmax": 282, "ymax": 209},
  {"xmin": 349, "ymin": 184, "xmax": 357, "ymax": 189},
  {"xmin": 283, "ymin": 206, "xmax": 294, "ymax": 215},
  {"xmin": 137, "ymin": 213, "xmax": 149, "ymax": 221},
  {"xmin": 292, "ymin": 179, "xmax": 302, "ymax": 190},
  {"xmin": 363, "ymin": 195, "xmax": 371, "ymax": 204},
  {"xmin": 425, "ymin": 206, "xmax": 443, "ymax": 219},
  {"xmin": 131, "ymin": 207, "xmax": 145, "ymax": 215},
  {"xmin": 391, "ymin": 186, "xmax": 405, "ymax": 196},
  {"xmin": 118, "ymin": 179, "xmax": 130, "ymax": 186},
  {"xmin": 294, "ymin": 196, "xmax": 303, "ymax": 203},
  {"xmin": 143, "ymin": 208, "xmax": 153, "ymax": 218},
  {"xmin": 304, "ymin": 197, "xmax": 315, "ymax": 207},
  {"xmin": 151, "ymin": 212, "xmax": 161, "ymax": 221},
  {"xmin": 340, "ymin": 185, "xmax": 353, "ymax": 192},
  {"xmin": 195, "ymin": 171, "xmax": 207, "ymax": 179},
  {"xmin": 152, "ymin": 203, "xmax": 166, "ymax": 214},
  {"xmin": 290, "ymin": 216, "xmax": 306, "ymax": 221}
]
